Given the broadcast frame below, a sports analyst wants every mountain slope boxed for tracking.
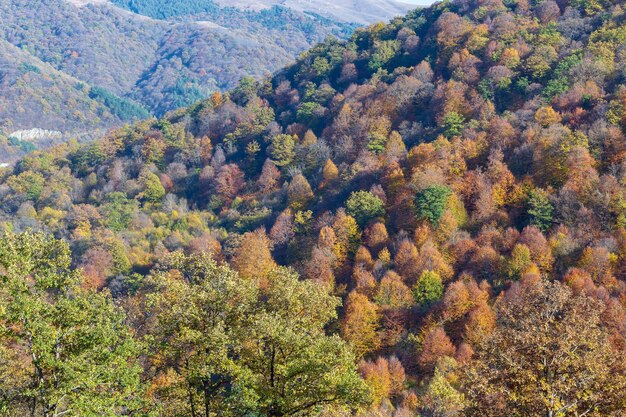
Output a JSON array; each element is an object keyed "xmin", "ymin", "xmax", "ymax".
[
  {"xmin": 0, "ymin": 38, "xmax": 150, "ymax": 164},
  {"xmin": 0, "ymin": 0, "xmax": 362, "ymax": 122},
  {"xmin": 2, "ymin": 0, "xmax": 164, "ymax": 95},
  {"xmin": 127, "ymin": 11, "xmax": 348, "ymax": 113},
  {"xmin": 4, "ymin": 0, "xmax": 626, "ymax": 415},
  {"xmin": 0, "ymin": 39, "xmax": 139, "ymax": 133},
  {"xmin": 220, "ymin": 0, "xmax": 415, "ymax": 23},
  {"xmin": 111, "ymin": 0, "xmax": 413, "ymax": 24}
]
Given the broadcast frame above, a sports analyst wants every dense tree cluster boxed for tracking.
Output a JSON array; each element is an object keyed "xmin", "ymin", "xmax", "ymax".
[{"xmin": 3, "ymin": 0, "xmax": 626, "ymax": 415}]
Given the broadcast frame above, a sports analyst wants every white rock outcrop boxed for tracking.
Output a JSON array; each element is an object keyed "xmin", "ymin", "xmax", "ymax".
[{"xmin": 8, "ymin": 128, "xmax": 63, "ymax": 142}]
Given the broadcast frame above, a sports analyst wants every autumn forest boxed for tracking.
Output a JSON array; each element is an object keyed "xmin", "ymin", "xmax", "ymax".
[{"xmin": 2, "ymin": 0, "xmax": 626, "ymax": 416}]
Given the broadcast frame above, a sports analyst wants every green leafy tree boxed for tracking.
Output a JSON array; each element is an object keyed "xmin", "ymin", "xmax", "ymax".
[
  {"xmin": 442, "ymin": 112, "xmax": 465, "ymax": 138},
  {"xmin": 6, "ymin": 171, "xmax": 45, "ymax": 201},
  {"xmin": 239, "ymin": 268, "xmax": 370, "ymax": 416},
  {"xmin": 525, "ymin": 45, "xmax": 557, "ymax": 78},
  {"xmin": 296, "ymin": 102, "xmax": 324, "ymax": 125},
  {"xmin": 413, "ymin": 270, "xmax": 444, "ymax": 307},
  {"xmin": 71, "ymin": 143, "xmax": 106, "ymax": 174},
  {"xmin": 145, "ymin": 251, "xmax": 258, "ymax": 417},
  {"xmin": 367, "ymin": 132, "xmax": 387, "ymax": 154},
  {"xmin": 231, "ymin": 76, "xmax": 258, "ymax": 105},
  {"xmin": 414, "ymin": 185, "xmax": 452, "ymax": 226},
  {"xmin": 103, "ymin": 192, "xmax": 138, "ymax": 231},
  {"xmin": 507, "ymin": 244, "xmax": 532, "ymax": 280},
  {"xmin": 140, "ymin": 170, "xmax": 166, "ymax": 203},
  {"xmin": 270, "ymin": 134, "xmax": 296, "ymax": 167},
  {"xmin": 0, "ymin": 232, "xmax": 144, "ymax": 416},
  {"xmin": 346, "ymin": 191, "xmax": 385, "ymax": 226},
  {"xmin": 527, "ymin": 189, "xmax": 553, "ymax": 232},
  {"xmin": 311, "ymin": 57, "xmax": 331, "ymax": 78},
  {"xmin": 368, "ymin": 40, "xmax": 399, "ymax": 72},
  {"xmin": 423, "ymin": 357, "xmax": 466, "ymax": 417},
  {"xmin": 145, "ymin": 257, "xmax": 369, "ymax": 417}
]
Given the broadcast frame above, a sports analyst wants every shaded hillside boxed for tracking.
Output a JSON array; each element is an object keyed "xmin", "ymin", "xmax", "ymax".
[
  {"xmin": 0, "ymin": 36, "xmax": 151, "ymax": 164},
  {"xmin": 1, "ymin": 0, "xmax": 164, "ymax": 96},
  {"xmin": 0, "ymin": 0, "xmax": 362, "ymax": 121},
  {"xmin": 217, "ymin": 0, "xmax": 415, "ymax": 24},
  {"xmin": 0, "ymin": 39, "xmax": 150, "ymax": 163},
  {"xmin": 128, "ymin": 14, "xmax": 347, "ymax": 113},
  {"xmin": 3, "ymin": 0, "xmax": 626, "ymax": 416}
]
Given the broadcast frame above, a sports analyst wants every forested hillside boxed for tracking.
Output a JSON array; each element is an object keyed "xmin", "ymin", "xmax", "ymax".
[
  {"xmin": 0, "ymin": 38, "xmax": 148, "ymax": 165},
  {"xmin": 0, "ymin": 39, "xmax": 124, "ymax": 131},
  {"xmin": 3, "ymin": 0, "xmax": 626, "ymax": 416},
  {"xmin": 0, "ymin": 0, "xmax": 362, "ymax": 143}
]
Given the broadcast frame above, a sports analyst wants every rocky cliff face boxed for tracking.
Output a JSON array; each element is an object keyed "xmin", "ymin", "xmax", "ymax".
[{"xmin": 8, "ymin": 129, "xmax": 63, "ymax": 142}]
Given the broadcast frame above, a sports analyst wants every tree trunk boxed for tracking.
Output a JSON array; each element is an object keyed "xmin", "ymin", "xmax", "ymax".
[
  {"xmin": 203, "ymin": 379, "xmax": 210, "ymax": 417},
  {"xmin": 188, "ymin": 382, "xmax": 197, "ymax": 417}
]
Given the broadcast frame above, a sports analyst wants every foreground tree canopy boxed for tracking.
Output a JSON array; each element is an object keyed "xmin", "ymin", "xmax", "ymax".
[
  {"xmin": 0, "ymin": 232, "xmax": 143, "ymax": 416},
  {"xmin": 466, "ymin": 277, "xmax": 626, "ymax": 416},
  {"xmin": 3, "ymin": 0, "xmax": 626, "ymax": 415},
  {"xmin": 0, "ymin": 232, "xmax": 369, "ymax": 416}
]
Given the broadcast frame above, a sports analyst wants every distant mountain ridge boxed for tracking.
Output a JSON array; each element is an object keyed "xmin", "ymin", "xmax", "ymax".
[
  {"xmin": 112, "ymin": 0, "xmax": 413, "ymax": 24},
  {"xmin": 215, "ymin": 0, "xmax": 414, "ymax": 23},
  {"xmin": 0, "ymin": 0, "xmax": 413, "ymax": 141}
]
